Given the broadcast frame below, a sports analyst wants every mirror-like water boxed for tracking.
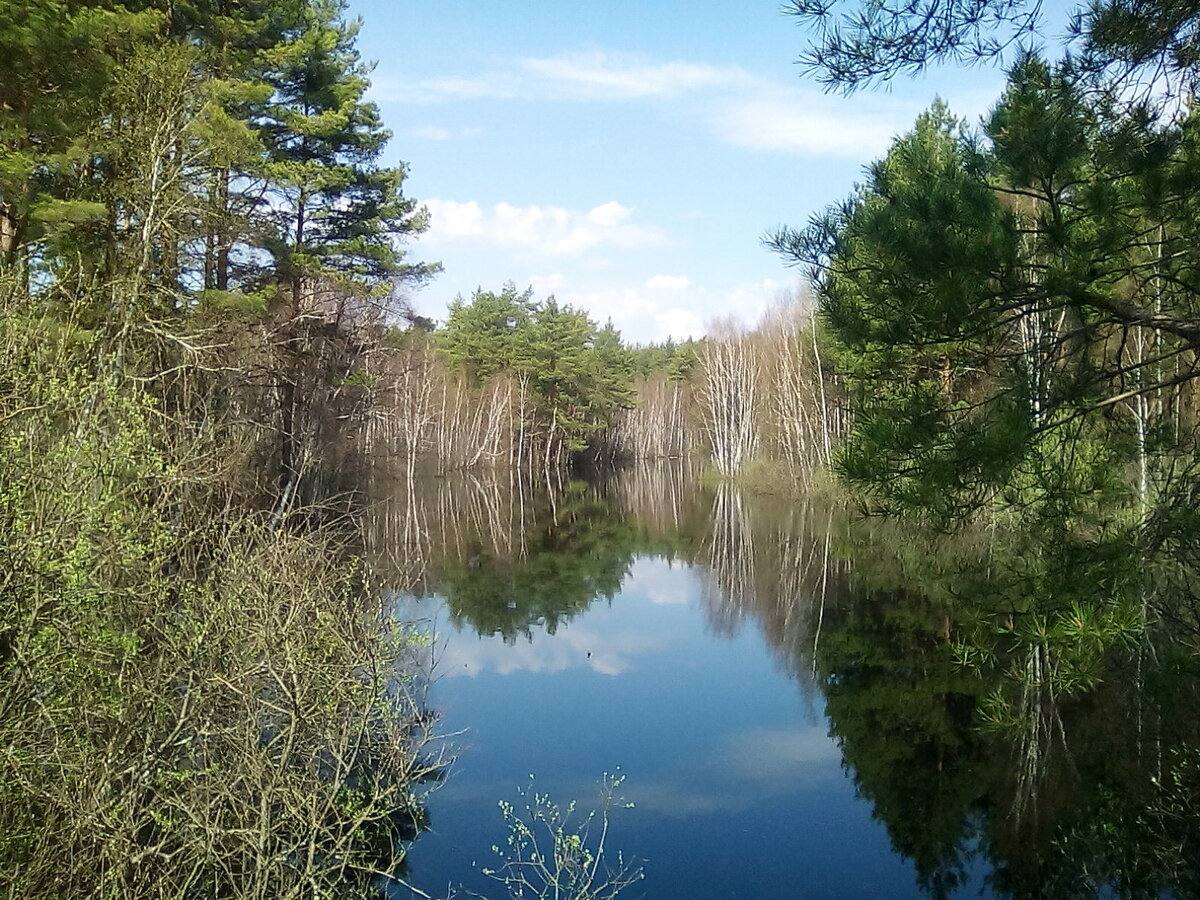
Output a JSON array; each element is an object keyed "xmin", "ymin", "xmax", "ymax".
[{"xmin": 369, "ymin": 466, "xmax": 1200, "ymax": 899}]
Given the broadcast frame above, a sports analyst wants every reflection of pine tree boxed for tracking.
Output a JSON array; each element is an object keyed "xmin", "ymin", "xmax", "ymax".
[{"xmin": 375, "ymin": 476, "xmax": 643, "ymax": 643}]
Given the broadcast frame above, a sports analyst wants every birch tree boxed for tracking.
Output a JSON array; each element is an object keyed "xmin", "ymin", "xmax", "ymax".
[{"xmin": 697, "ymin": 322, "xmax": 760, "ymax": 477}]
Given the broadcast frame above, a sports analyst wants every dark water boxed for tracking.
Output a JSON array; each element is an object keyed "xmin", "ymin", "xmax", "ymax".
[{"xmin": 368, "ymin": 466, "xmax": 1200, "ymax": 899}]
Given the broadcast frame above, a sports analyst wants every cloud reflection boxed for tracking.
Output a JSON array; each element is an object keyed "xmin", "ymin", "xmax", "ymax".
[
  {"xmin": 627, "ymin": 557, "xmax": 698, "ymax": 606},
  {"xmin": 438, "ymin": 618, "xmax": 664, "ymax": 678},
  {"xmin": 631, "ymin": 726, "xmax": 841, "ymax": 819}
]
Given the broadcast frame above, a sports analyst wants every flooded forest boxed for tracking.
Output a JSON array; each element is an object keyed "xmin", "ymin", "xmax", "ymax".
[{"xmin": 4, "ymin": 0, "xmax": 1200, "ymax": 898}]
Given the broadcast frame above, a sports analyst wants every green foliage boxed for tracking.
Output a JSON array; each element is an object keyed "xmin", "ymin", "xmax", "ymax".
[
  {"xmin": 440, "ymin": 284, "xmax": 537, "ymax": 383},
  {"xmin": 0, "ymin": 285, "xmax": 436, "ymax": 897},
  {"xmin": 438, "ymin": 286, "xmax": 635, "ymax": 459},
  {"xmin": 483, "ymin": 774, "xmax": 643, "ymax": 900},
  {"xmin": 0, "ymin": 1, "xmax": 445, "ymax": 888},
  {"xmin": 255, "ymin": 0, "xmax": 438, "ymax": 302},
  {"xmin": 775, "ymin": 57, "xmax": 1200, "ymax": 538},
  {"xmin": 197, "ymin": 287, "xmax": 271, "ymax": 319},
  {"xmin": 785, "ymin": 0, "xmax": 1200, "ymax": 95},
  {"xmin": 435, "ymin": 484, "xmax": 643, "ymax": 642},
  {"xmin": 775, "ymin": 101, "xmax": 1026, "ymax": 520},
  {"xmin": 628, "ymin": 337, "xmax": 698, "ymax": 381},
  {"xmin": 0, "ymin": 0, "xmax": 436, "ymax": 313}
]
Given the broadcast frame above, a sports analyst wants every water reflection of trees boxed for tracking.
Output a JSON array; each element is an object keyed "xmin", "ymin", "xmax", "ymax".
[
  {"xmin": 702, "ymin": 500, "xmax": 1200, "ymax": 897},
  {"xmin": 368, "ymin": 465, "xmax": 1200, "ymax": 898},
  {"xmin": 811, "ymin": 524, "xmax": 1200, "ymax": 899},
  {"xmin": 370, "ymin": 463, "xmax": 852, "ymax": 673},
  {"xmin": 368, "ymin": 472, "xmax": 647, "ymax": 643},
  {"xmin": 686, "ymin": 484, "xmax": 854, "ymax": 682}
]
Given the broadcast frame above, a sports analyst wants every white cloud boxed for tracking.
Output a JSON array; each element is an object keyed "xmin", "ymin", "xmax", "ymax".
[
  {"xmin": 425, "ymin": 199, "xmax": 485, "ymax": 237},
  {"xmin": 423, "ymin": 77, "xmax": 512, "ymax": 98},
  {"xmin": 630, "ymin": 557, "xmax": 697, "ymax": 605},
  {"xmin": 716, "ymin": 727, "xmax": 841, "ymax": 783},
  {"xmin": 373, "ymin": 75, "xmax": 515, "ymax": 102},
  {"xmin": 542, "ymin": 276, "xmax": 788, "ymax": 344},
  {"xmin": 423, "ymin": 198, "xmax": 669, "ymax": 256},
  {"xmin": 726, "ymin": 277, "xmax": 781, "ymax": 324},
  {"xmin": 409, "ymin": 125, "xmax": 485, "ymax": 141},
  {"xmin": 410, "ymin": 125, "xmax": 452, "ymax": 141},
  {"xmin": 519, "ymin": 51, "xmax": 747, "ymax": 100},
  {"xmin": 655, "ymin": 308, "xmax": 705, "ymax": 340},
  {"xmin": 713, "ymin": 91, "xmax": 909, "ymax": 158},
  {"xmin": 631, "ymin": 726, "xmax": 841, "ymax": 819},
  {"xmin": 439, "ymin": 619, "xmax": 663, "ymax": 678},
  {"xmin": 645, "ymin": 274, "xmax": 689, "ymax": 291},
  {"xmin": 712, "ymin": 81, "xmax": 1005, "ymax": 158},
  {"xmin": 585, "ymin": 200, "xmax": 632, "ymax": 228},
  {"xmin": 372, "ymin": 52, "xmax": 742, "ymax": 104},
  {"xmin": 528, "ymin": 273, "xmax": 568, "ymax": 295},
  {"xmin": 378, "ymin": 47, "xmax": 1001, "ymax": 160}
]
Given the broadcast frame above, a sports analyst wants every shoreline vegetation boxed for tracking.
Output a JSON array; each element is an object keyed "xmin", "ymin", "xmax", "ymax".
[
  {"xmin": 0, "ymin": 279, "xmax": 442, "ymax": 896},
  {"xmin": 0, "ymin": 1, "xmax": 447, "ymax": 894}
]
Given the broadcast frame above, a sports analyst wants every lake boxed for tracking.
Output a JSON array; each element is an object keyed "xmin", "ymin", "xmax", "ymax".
[{"xmin": 368, "ymin": 466, "xmax": 1200, "ymax": 899}]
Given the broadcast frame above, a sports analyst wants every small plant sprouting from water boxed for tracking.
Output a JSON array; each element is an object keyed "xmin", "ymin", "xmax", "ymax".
[{"xmin": 479, "ymin": 772, "xmax": 643, "ymax": 900}]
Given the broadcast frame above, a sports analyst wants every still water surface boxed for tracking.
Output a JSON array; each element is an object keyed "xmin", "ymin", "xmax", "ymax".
[{"xmin": 369, "ymin": 467, "xmax": 1197, "ymax": 898}]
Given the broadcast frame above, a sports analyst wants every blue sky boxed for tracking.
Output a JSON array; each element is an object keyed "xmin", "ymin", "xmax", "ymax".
[{"xmin": 349, "ymin": 1, "xmax": 1036, "ymax": 343}]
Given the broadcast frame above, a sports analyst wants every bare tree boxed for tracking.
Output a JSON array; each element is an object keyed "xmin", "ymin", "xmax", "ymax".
[{"xmin": 698, "ymin": 321, "xmax": 761, "ymax": 477}]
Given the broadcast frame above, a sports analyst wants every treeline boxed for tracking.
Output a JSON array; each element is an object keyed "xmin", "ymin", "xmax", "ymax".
[
  {"xmin": 693, "ymin": 306, "xmax": 847, "ymax": 489},
  {"xmin": 1, "ymin": 1, "xmax": 441, "ymax": 896},
  {"xmin": 368, "ymin": 285, "xmax": 646, "ymax": 474},
  {"xmin": 367, "ymin": 284, "xmax": 847, "ymax": 489}
]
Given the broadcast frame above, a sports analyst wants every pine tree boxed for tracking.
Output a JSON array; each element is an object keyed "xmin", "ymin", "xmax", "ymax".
[
  {"xmin": 165, "ymin": 0, "xmax": 308, "ymax": 296},
  {"xmin": 0, "ymin": 1, "xmax": 160, "ymax": 275},
  {"xmin": 253, "ymin": 0, "xmax": 436, "ymax": 315},
  {"xmin": 772, "ymin": 59, "xmax": 1200, "ymax": 533},
  {"xmin": 440, "ymin": 285, "xmax": 537, "ymax": 384}
]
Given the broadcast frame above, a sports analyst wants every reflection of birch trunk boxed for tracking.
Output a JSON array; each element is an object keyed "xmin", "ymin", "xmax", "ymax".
[
  {"xmin": 760, "ymin": 503, "xmax": 835, "ymax": 679},
  {"xmin": 1010, "ymin": 641, "xmax": 1068, "ymax": 827},
  {"xmin": 692, "ymin": 487, "xmax": 850, "ymax": 691},
  {"xmin": 401, "ymin": 480, "xmax": 431, "ymax": 588},
  {"xmin": 607, "ymin": 459, "xmax": 694, "ymax": 536},
  {"xmin": 368, "ymin": 476, "xmax": 431, "ymax": 593},
  {"xmin": 466, "ymin": 470, "xmax": 509, "ymax": 558},
  {"xmin": 702, "ymin": 485, "xmax": 756, "ymax": 635},
  {"xmin": 811, "ymin": 518, "xmax": 831, "ymax": 673}
]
